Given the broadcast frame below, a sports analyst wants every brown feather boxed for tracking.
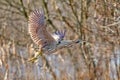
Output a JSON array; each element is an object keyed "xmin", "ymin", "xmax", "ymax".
[{"xmin": 28, "ymin": 10, "xmax": 55, "ymax": 47}]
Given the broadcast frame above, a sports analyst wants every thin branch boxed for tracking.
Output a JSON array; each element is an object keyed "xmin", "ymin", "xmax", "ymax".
[
  {"xmin": 42, "ymin": 0, "xmax": 57, "ymax": 30},
  {"xmin": 20, "ymin": 0, "xmax": 28, "ymax": 19}
]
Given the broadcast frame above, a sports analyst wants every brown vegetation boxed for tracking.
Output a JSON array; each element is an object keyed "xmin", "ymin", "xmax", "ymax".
[{"xmin": 0, "ymin": 0, "xmax": 120, "ymax": 80}]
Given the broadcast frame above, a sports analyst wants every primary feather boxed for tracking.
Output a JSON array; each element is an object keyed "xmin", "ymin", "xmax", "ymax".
[{"xmin": 28, "ymin": 10, "xmax": 56, "ymax": 48}]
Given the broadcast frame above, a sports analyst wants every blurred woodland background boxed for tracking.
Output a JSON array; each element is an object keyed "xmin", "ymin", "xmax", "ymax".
[{"xmin": 0, "ymin": 0, "xmax": 120, "ymax": 80}]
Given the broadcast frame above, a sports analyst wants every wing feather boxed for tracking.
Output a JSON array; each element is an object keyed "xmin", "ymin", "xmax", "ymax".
[{"xmin": 28, "ymin": 10, "xmax": 55, "ymax": 47}]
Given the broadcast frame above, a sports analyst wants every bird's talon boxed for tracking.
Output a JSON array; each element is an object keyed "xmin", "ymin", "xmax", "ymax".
[
  {"xmin": 28, "ymin": 51, "xmax": 42, "ymax": 63},
  {"xmin": 28, "ymin": 57, "xmax": 38, "ymax": 63}
]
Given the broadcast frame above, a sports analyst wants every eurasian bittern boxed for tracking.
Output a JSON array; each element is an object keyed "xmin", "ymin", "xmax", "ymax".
[{"xmin": 28, "ymin": 9, "xmax": 82, "ymax": 62}]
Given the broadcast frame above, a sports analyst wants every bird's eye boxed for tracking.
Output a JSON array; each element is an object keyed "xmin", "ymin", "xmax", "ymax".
[
  {"xmin": 57, "ymin": 41, "xmax": 61, "ymax": 45},
  {"xmin": 58, "ymin": 41, "xmax": 61, "ymax": 44}
]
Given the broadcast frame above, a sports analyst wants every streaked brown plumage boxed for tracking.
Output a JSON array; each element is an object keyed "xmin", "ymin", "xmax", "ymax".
[
  {"xmin": 29, "ymin": 10, "xmax": 56, "ymax": 50},
  {"xmin": 28, "ymin": 9, "xmax": 82, "ymax": 62}
]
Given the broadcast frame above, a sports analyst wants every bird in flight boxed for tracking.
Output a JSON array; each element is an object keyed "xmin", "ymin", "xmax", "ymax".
[{"xmin": 28, "ymin": 9, "xmax": 82, "ymax": 62}]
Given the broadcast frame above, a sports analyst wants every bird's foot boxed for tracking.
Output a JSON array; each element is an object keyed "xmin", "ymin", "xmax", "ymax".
[
  {"xmin": 28, "ymin": 57, "xmax": 38, "ymax": 63},
  {"xmin": 28, "ymin": 51, "xmax": 42, "ymax": 63}
]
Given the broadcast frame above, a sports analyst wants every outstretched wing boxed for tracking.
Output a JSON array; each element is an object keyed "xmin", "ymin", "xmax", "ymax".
[
  {"xmin": 53, "ymin": 30, "xmax": 66, "ymax": 42},
  {"xmin": 28, "ymin": 10, "xmax": 55, "ymax": 47}
]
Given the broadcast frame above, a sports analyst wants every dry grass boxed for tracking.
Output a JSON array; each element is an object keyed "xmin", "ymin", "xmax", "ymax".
[{"xmin": 0, "ymin": 0, "xmax": 120, "ymax": 80}]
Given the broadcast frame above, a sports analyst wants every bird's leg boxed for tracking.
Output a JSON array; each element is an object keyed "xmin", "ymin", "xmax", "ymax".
[{"xmin": 28, "ymin": 46, "xmax": 42, "ymax": 63}]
